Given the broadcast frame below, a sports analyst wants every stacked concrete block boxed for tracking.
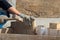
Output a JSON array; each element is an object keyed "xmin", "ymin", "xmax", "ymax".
[{"xmin": 48, "ymin": 29, "xmax": 58, "ymax": 36}]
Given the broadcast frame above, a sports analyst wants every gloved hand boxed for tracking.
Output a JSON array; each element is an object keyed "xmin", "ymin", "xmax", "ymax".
[
  {"xmin": 18, "ymin": 13, "xmax": 36, "ymax": 26},
  {"xmin": 19, "ymin": 13, "xmax": 26, "ymax": 18},
  {"xmin": 19, "ymin": 13, "xmax": 35, "ymax": 20},
  {"xmin": 18, "ymin": 13, "xmax": 30, "ymax": 21}
]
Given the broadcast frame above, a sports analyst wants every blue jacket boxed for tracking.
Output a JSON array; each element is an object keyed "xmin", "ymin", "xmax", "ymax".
[
  {"xmin": 0, "ymin": 0, "xmax": 12, "ymax": 28},
  {"xmin": 0, "ymin": 0, "xmax": 12, "ymax": 17}
]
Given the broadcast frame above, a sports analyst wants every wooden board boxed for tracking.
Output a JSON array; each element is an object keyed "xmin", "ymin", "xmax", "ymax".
[{"xmin": 0, "ymin": 34, "xmax": 60, "ymax": 40}]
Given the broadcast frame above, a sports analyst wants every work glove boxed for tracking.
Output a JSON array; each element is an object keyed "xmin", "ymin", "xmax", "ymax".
[
  {"xmin": 19, "ymin": 13, "xmax": 35, "ymax": 20},
  {"xmin": 18, "ymin": 13, "xmax": 36, "ymax": 26},
  {"xmin": 18, "ymin": 13, "xmax": 30, "ymax": 21},
  {"xmin": 18, "ymin": 13, "xmax": 25, "ymax": 18}
]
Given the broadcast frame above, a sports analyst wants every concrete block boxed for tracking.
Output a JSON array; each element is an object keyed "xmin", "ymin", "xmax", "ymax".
[
  {"xmin": 57, "ymin": 30, "xmax": 60, "ymax": 36},
  {"xmin": 48, "ymin": 29, "xmax": 58, "ymax": 36},
  {"xmin": 0, "ymin": 28, "xmax": 13, "ymax": 34},
  {"xmin": 11, "ymin": 21, "xmax": 34, "ymax": 35},
  {"xmin": 57, "ymin": 23, "xmax": 60, "ymax": 30},
  {"xmin": 49, "ymin": 23, "xmax": 57, "ymax": 29}
]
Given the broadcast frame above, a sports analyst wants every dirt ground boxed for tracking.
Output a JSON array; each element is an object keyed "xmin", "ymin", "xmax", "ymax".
[{"xmin": 16, "ymin": 0, "xmax": 60, "ymax": 18}]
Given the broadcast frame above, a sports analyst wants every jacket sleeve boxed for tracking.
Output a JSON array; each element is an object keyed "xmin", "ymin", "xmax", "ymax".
[{"xmin": 0, "ymin": 0, "xmax": 12, "ymax": 10}]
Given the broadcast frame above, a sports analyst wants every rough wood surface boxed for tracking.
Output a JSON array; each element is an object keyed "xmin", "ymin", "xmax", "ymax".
[{"xmin": 0, "ymin": 34, "xmax": 60, "ymax": 40}]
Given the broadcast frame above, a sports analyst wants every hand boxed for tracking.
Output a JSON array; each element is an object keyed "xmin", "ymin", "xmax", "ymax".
[
  {"xmin": 18, "ymin": 13, "xmax": 30, "ymax": 20},
  {"xmin": 19, "ymin": 13, "xmax": 35, "ymax": 20},
  {"xmin": 30, "ymin": 16, "xmax": 36, "ymax": 21},
  {"xmin": 23, "ymin": 16, "xmax": 35, "ymax": 26},
  {"xmin": 18, "ymin": 13, "xmax": 35, "ymax": 26},
  {"xmin": 19, "ymin": 13, "xmax": 26, "ymax": 18},
  {"xmin": 22, "ymin": 15, "xmax": 31, "ymax": 26}
]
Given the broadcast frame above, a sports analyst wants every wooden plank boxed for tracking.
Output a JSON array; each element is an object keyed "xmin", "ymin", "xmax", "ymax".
[{"xmin": 0, "ymin": 34, "xmax": 60, "ymax": 40}]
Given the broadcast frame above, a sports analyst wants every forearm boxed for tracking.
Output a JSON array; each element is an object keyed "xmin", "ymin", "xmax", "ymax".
[
  {"xmin": 0, "ymin": 0, "xmax": 20, "ymax": 15},
  {"xmin": 7, "ymin": 7, "xmax": 26, "ymax": 18},
  {"xmin": 8, "ymin": 7, "xmax": 20, "ymax": 15}
]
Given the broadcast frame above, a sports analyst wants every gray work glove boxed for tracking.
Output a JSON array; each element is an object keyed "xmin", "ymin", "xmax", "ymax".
[
  {"xmin": 19, "ymin": 13, "xmax": 30, "ymax": 20},
  {"xmin": 19, "ymin": 13, "xmax": 26, "ymax": 18},
  {"xmin": 19, "ymin": 13, "xmax": 35, "ymax": 20},
  {"xmin": 18, "ymin": 13, "xmax": 36, "ymax": 26}
]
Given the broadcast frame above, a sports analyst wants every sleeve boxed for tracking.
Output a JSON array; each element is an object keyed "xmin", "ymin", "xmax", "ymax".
[{"xmin": 0, "ymin": 0, "xmax": 12, "ymax": 10}]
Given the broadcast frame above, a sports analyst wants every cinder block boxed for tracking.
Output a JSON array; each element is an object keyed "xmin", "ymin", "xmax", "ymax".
[
  {"xmin": 57, "ymin": 30, "xmax": 60, "ymax": 36},
  {"xmin": 11, "ymin": 21, "xmax": 34, "ymax": 35},
  {"xmin": 49, "ymin": 23, "xmax": 60, "ymax": 30},
  {"xmin": 48, "ymin": 29, "xmax": 58, "ymax": 36},
  {"xmin": 57, "ymin": 23, "xmax": 60, "ymax": 30},
  {"xmin": 49, "ymin": 36, "xmax": 57, "ymax": 40},
  {"xmin": 0, "ymin": 28, "xmax": 13, "ymax": 34},
  {"xmin": 49, "ymin": 23, "xmax": 57, "ymax": 29}
]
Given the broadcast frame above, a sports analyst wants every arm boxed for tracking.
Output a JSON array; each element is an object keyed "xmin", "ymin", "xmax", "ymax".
[
  {"xmin": 0, "ymin": 0, "xmax": 32, "ymax": 18},
  {"xmin": 0, "ymin": 0, "xmax": 24, "ymax": 18},
  {"xmin": 0, "ymin": 0, "xmax": 20, "ymax": 15},
  {"xmin": 7, "ymin": 7, "xmax": 20, "ymax": 15},
  {"xmin": 0, "ymin": 0, "xmax": 35, "ymax": 27},
  {"xmin": 0, "ymin": 0, "xmax": 34, "ymax": 20},
  {"xmin": 7, "ymin": 7, "xmax": 27, "ymax": 18}
]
